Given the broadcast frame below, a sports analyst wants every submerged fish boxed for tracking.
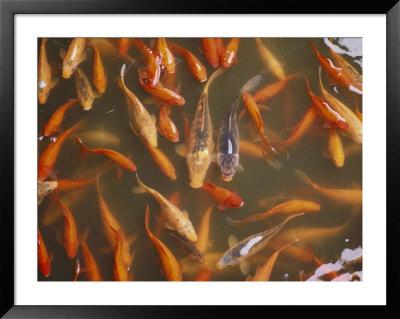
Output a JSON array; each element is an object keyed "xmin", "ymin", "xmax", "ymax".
[
  {"xmin": 187, "ymin": 68, "xmax": 226, "ymax": 188},
  {"xmin": 75, "ymin": 67, "xmax": 95, "ymax": 111},
  {"xmin": 135, "ymin": 174, "xmax": 197, "ymax": 242},
  {"xmin": 62, "ymin": 38, "xmax": 87, "ymax": 79},
  {"xmin": 216, "ymin": 212, "xmax": 304, "ymax": 270},
  {"xmin": 38, "ymin": 38, "xmax": 58, "ymax": 104}
]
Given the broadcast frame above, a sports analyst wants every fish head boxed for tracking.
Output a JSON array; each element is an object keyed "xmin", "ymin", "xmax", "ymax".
[
  {"xmin": 187, "ymin": 151, "xmax": 211, "ymax": 188},
  {"xmin": 217, "ymin": 153, "xmax": 239, "ymax": 182},
  {"xmin": 38, "ymin": 84, "xmax": 50, "ymax": 104},
  {"xmin": 226, "ymin": 194, "xmax": 244, "ymax": 208},
  {"xmin": 62, "ymin": 60, "xmax": 76, "ymax": 79},
  {"xmin": 79, "ymin": 96, "xmax": 94, "ymax": 111}
]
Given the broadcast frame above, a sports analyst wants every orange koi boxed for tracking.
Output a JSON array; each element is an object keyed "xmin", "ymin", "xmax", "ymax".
[
  {"xmin": 318, "ymin": 68, "xmax": 362, "ymax": 144},
  {"xmin": 215, "ymin": 38, "xmax": 225, "ymax": 57},
  {"xmin": 155, "ymin": 38, "xmax": 175, "ymax": 73},
  {"xmin": 80, "ymin": 239, "xmax": 103, "ymax": 281},
  {"xmin": 220, "ymin": 38, "xmax": 239, "ymax": 68},
  {"xmin": 242, "ymin": 92, "xmax": 287, "ymax": 169},
  {"xmin": 194, "ymin": 267, "xmax": 212, "ymax": 281},
  {"xmin": 62, "ymin": 38, "xmax": 87, "ymax": 79},
  {"xmin": 144, "ymin": 204, "xmax": 182, "ymax": 281},
  {"xmin": 54, "ymin": 191, "xmax": 79, "ymax": 259},
  {"xmin": 201, "ymin": 38, "xmax": 220, "ymax": 68},
  {"xmin": 96, "ymin": 175, "xmax": 135, "ymax": 268},
  {"xmin": 92, "ymin": 43, "xmax": 107, "ymax": 94},
  {"xmin": 75, "ymin": 137, "xmax": 137, "ymax": 172},
  {"xmin": 195, "ymin": 204, "xmax": 214, "ymax": 253},
  {"xmin": 131, "ymin": 38, "xmax": 161, "ymax": 88},
  {"xmin": 109, "ymin": 226, "xmax": 133, "ymax": 281},
  {"xmin": 248, "ymin": 241, "xmax": 294, "ymax": 281},
  {"xmin": 43, "ymin": 100, "xmax": 78, "ymax": 136},
  {"xmin": 202, "ymin": 182, "xmax": 243, "ymax": 211},
  {"xmin": 118, "ymin": 38, "xmax": 131, "ymax": 55},
  {"xmin": 38, "ymin": 38, "xmax": 57, "ymax": 104},
  {"xmin": 309, "ymin": 41, "xmax": 361, "ymax": 93},
  {"xmin": 138, "ymin": 77, "xmax": 185, "ymax": 106},
  {"xmin": 304, "ymin": 77, "xmax": 348, "ymax": 131},
  {"xmin": 129, "ymin": 122, "xmax": 176, "ymax": 180},
  {"xmin": 294, "ymin": 169, "xmax": 362, "ymax": 205},
  {"xmin": 227, "ymin": 199, "xmax": 320, "ymax": 226},
  {"xmin": 253, "ymin": 73, "xmax": 300, "ymax": 102},
  {"xmin": 272, "ymin": 105, "xmax": 317, "ymax": 148},
  {"xmin": 57, "ymin": 178, "xmax": 96, "ymax": 192},
  {"xmin": 38, "ymin": 228, "xmax": 53, "ymax": 277},
  {"xmin": 327, "ymin": 127, "xmax": 345, "ymax": 167},
  {"xmin": 238, "ymin": 140, "xmax": 263, "ymax": 159},
  {"xmin": 158, "ymin": 106, "xmax": 179, "ymax": 143},
  {"xmin": 38, "ymin": 120, "xmax": 84, "ymax": 182},
  {"xmin": 169, "ymin": 41, "xmax": 207, "ymax": 82},
  {"xmin": 255, "ymin": 38, "xmax": 286, "ymax": 80}
]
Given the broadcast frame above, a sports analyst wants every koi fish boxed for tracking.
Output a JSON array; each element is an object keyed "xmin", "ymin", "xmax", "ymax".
[
  {"xmin": 38, "ymin": 119, "xmax": 84, "ymax": 182},
  {"xmin": 304, "ymin": 77, "xmax": 348, "ymax": 131},
  {"xmin": 131, "ymin": 38, "xmax": 161, "ymax": 88},
  {"xmin": 220, "ymin": 38, "xmax": 239, "ymax": 69},
  {"xmin": 309, "ymin": 41, "xmax": 362, "ymax": 94},
  {"xmin": 76, "ymin": 130, "xmax": 121, "ymax": 147},
  {"xmin": 318, "ymin": 68, "xmax": 362, "ymax": 144},
  {"xmin": 216, "ymin": 213, "xmax": 304, "ymax": 271},
  {"xmin": 201, "ymin": 38, "xmax": 220, "ymax": 68},
  {"xmin": 75, "ymin": 136, "xmax": 137, "ymax": 172},
  {"xmin": 109, "ymin": 226, "xmax": 133, "ymax": 281},
  {"xmin": 38, "ymin": 38, "xmax": 57, "ymax": 104},
  {"xmin": 144, "ymin": 204, "xmax": 182, "ymax": 281},
  {"xmin": 195, "ymin": 205, "xmax": 214, "ymax": 253},
  {"xmin": 38, "ymin": 229, "xmax": 53, "ymax": 277},
  {"xmin": 238, "ymin": 140, "xmax": 263, "ymax": 158},
  {"xmin": 217, "ymin": 97, "xmax": 240, "ymax": 181},
  {"xmin": 272, "ymin": 105, "xmax": 317, "ymax": 148},
  {"xmin": 155, "ymin": 38, "xmax": 175, "ymax": 73},
  {"xmin": 118, "ymin": 38, "xmax": 131, "ymax": 55},
  {"xmin": 57, "ymin": 178, "xmax": 96, "ymax": 191},
  {"xmin": 255, "ymin": 38, "xmax": 286, "ymax": 80},
  {"xmin": 248, "ymin": 241, "xmax": 294, "ymax": 281},
  {"xmin": 253, "ymin": 72, "xmax": 300, "ymax": 102},
  {"xmin": 187, "ymin": 68, "xmax": 225, "ymax": 188},
  {"xmin": 92, "ymin": 43, "xmax": 107, "ymax": 94},
  {"xmin": 135, "ymin": 173, "xmax": 197, "ymax": 242},
  {"xmin": 43, "ymin": 100, "xmax": 78, "ymax": 136},
  {"xmin": 194, "ymin": 267, "xmax": 212, "ymax": 281},
  {"xmin": 138, "ymin": 77, "xmax": 185, "ymax": 106},
  {"xmin": 129, "ymin": 122, "xmax": 176, "ymax": 180},
  {"xmin": 169, "ymin": 41, "xmax": 207, "ymax": 82},
  {"xmin": 168, "ymin": 231, "xmax": 205, "ymax": 264},
  {"xmin": 217, "ymin": 74, "xmax": 262, "ymax": 181},
  {"xmin": 62, "ymin": 38, "xmax": 87, "ymax": 79},
  {"xmin": 96, "ymin": 175, "xmax": 135, "ymax": 268},
  {"xmin": 38, "ymin": 181, "xmax": 58, "ymax": 205},
  {"xmin": 54, "ymin": 191, "xmax": 80, "ymax": 259},
  {"xmin": 159, "ymin": 105, "xmax": 179, "ymax": 143},
  {"xmin": 202, "ymin": 182, "xmax": 244, "ymax": 211},
  {"xmin": 242, "ymin": 92, "xmax": 287, "ymax": 169},
  {"xmin": 294, "ymin": 169, "xmax": 362, "ymax": 205},
  {"xmin": 327, "ymin": 40, "xmax": 363, "ymax": 92},
  {"xmin": 118, "ymin": 64, "xmax": 158, "ymax": 148},
  {"xmin": 74, "ymin": 67, "xmax": 95, "ymax": 111},
  {"xmin": 226, "ymin": 199, "xmax": 320, "ymax": 226},
  {"xmin": 80, "ymin": 238, "xmax": 103, "ymax": 281},
  {"xmin": 153, "ymin": 191, "xmax": 181, "ymax": 238},
  {"xmin": 327, "ymin": 128, "xmax": 345, "ymax": 167}
]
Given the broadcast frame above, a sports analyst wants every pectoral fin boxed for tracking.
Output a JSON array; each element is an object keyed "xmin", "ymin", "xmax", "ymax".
[
  {"xmin": 239, "ymin": 260, "xmax": 250, "ymax": 276},
  {"xmin": 228, "ymin": 234, "xmax": 239, "ymax": 248}
]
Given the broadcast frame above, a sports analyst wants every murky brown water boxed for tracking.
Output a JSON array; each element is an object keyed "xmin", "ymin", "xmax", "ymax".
[{"xmin": 38, "ymin": 37, "xmax": 362, "ymax": 281}]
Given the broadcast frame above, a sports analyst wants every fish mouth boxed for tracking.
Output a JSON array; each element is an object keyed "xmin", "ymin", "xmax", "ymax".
[
  {"xmin": 189, "ymin": 180, "xmax": 203, "ymax": 189},
  {"xmin": 221, "ymin": 174, "xmax": 233, "ymax": 182},
  {"xmin": 216, "ymin": 261, "xmax": 224, "ymax": 270}
]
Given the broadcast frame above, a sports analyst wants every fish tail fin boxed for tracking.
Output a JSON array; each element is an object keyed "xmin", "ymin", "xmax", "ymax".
[
  {"xmin": 75, "ymin": 136, "xmax": 91, "ymax": 153},
  {"xmin": 79, "ymin": 227, "xmax": 90, "ymax": 246},
  {"xmin": 259, "ymin": 135, "xmax": 285, "ymax": 171},
  {"xmin": 239, "ymin": 74, "xmax": 263, "ymax": 94},
  {"xmin": 225, "ymin": 216, "xmax": 249, "ymax": 227},
  {"xmin": 308, "ymin": 41, "xmax": 321, "ymax": 59},
  {"xmin": 143, "ymin": 204, "xmax": 152, "ymax": 235},
  {"xmin": 204, "ymin": 67, "xmax": 226, "ymax": 94},
  {"xmin": 293, "ymin": 169, "xmax": 314, "ymax": 187},
  {"xmin": 135, "ymin": 173, "xmax": 148, "ymax": 193},
  {"xmin": 41, "ymin": 38, "xmax": 48, "ymax": 48}
]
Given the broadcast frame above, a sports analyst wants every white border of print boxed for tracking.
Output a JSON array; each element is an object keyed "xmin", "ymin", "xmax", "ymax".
[{"xmin": 15, "ymin": 14, "xmax": 385, "ymax": 305}]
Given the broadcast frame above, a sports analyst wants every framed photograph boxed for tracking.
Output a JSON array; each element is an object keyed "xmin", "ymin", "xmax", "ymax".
[{"xmin": 1, "ymin": 0, "xmax": 398, "ymax": 317}]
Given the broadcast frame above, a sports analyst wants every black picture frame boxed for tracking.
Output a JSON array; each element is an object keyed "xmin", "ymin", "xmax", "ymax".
[{"xmin": 1, "ymin": 0, "xmax": 398, "ymax": 317}]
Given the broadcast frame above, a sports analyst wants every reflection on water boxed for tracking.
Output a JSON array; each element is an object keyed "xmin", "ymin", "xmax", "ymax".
[{"xmin": 38, "ymin": 37, "xmax": 362, "ymax": 281}]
